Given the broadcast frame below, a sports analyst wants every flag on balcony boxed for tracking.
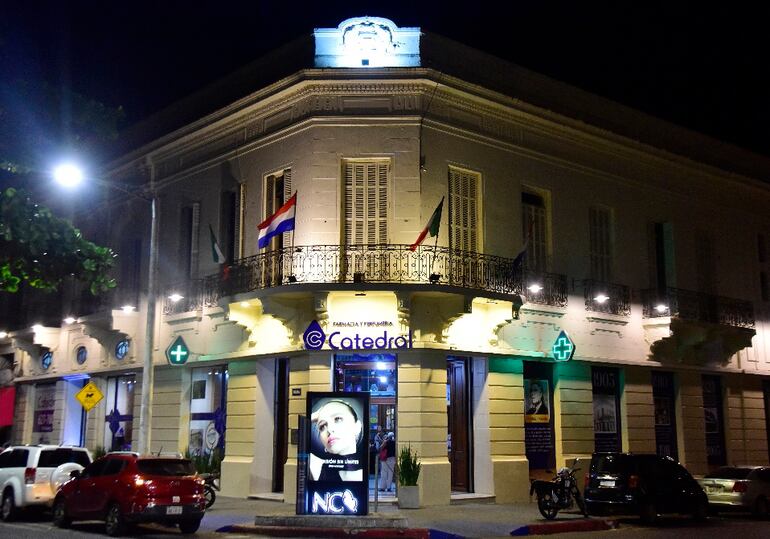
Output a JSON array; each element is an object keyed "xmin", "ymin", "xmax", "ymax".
[
  {"xmin": 258, "ymin": 192, "xmax": 297, "ymax": 249},
  {"xmin": 209, "ymin": 224, "xmax": 225, "ymax": 264},
  {"xmin": 410, "ymin": 196, "xmax": 444, "ymax": 251}
]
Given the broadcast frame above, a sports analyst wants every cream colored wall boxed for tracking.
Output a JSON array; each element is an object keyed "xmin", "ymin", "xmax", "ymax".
[
  {"xmin": 221, "ymin": 359, "xmax": 258, "ymax": 497},
  {"xmin": 11, "ymin": 384, "xmax": 31, "ymax": 444},
  {"xmin": 677, "ymin": 371, "xmax": 708, "ymax": 475},
  {"xmin": 283, "ymin": 352, "xmax": 332, "ymax": 502},
  {"xmin": 724, "ymin": 374, "xmax": 768, "ymax": 465},
  {"xmin": 486, "ymin": 357, "xmax": 529, "ymax": 502},
  {"xmin": 149, "ymin": 367, "xmax": 184, "ymax": 454},
  {"xmin": 623, "ymin": 367, "xmax": 655, "ymax": 453},
  {"xmin": 554, "ymin": 361, "xmax": 593, "ymax": 465},
  {"xmin": 397, "ymin": 349, "xmax": 451, "ymax": 506}
]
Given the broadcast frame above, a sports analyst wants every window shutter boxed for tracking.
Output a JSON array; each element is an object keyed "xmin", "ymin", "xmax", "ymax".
[
  {"xmin": 589, "ymin": 206, "xmax": 613, "ymax": 282},
  {"xmin": 236, "ymin": 183, "xmax": 245, "ymax": 259},
  {"xmin": 522, "ymin": 190, "xmax": 548, "ymax": 272},
  {"xmin": 190, "ymin": 202, "xmax": 200, "ymax": 278},
  {"xmin": 283, "ymin": 169, "xmax": 292, "ymax": 246},
  {"xmin": 344, "ymin": 160, "xmax": 389, "ymax": 246},
  {"xmin": 448, "ymin": 167, "xmax": 479, "ymax": 252}
]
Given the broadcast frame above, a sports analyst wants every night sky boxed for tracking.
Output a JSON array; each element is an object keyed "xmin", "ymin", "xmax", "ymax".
[{"xmin": 3, "ymin": 1, "xmax": 770, "ymax": 159}]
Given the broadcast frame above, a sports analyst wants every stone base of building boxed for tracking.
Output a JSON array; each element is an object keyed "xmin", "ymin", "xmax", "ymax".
[
  {"xmin": 491, "ymin": 457, "xmax": 530, "ymax": 503},
  {"xmin": 222, "ymin": 456, "xmax": 255, "ymax": 498}
]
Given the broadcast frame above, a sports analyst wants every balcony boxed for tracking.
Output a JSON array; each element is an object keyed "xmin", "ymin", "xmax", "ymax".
[
  {"xmin": 641, "ymin": 287, "xmax": 754, "ymax": 329},
  {"xmin": 163, "ymin": 244, "xmax": 570, "ymax": 314},
  {"xmin": 582, "ymin": 279, "xmax": 631, "ymax": 316}
]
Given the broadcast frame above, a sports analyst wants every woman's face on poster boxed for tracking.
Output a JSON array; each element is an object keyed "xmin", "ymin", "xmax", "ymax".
[{"xmin": 316, "ymin": 401, "xmax": 362, "ymax": 455}]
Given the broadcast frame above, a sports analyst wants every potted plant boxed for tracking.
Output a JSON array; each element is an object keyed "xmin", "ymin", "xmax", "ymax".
[{"xmin": 397, "ymin": 444, "xmax": 421, "ymax": 509}]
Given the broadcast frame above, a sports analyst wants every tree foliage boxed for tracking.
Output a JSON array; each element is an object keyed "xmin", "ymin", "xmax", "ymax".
[{"xmin": 0, "ymin": 187, "xmax": 116, "ymax": 294}]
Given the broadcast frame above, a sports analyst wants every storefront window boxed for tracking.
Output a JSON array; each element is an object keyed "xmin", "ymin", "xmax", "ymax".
[
  {"xmin": 104, "ymin": 376, "xmax": 135, "ymax": 451},
  {"xmin": 189, "ymin": 367, "xmax": 227, "ymax": 458},
  {"xmin": 334, "ymin": 353, "xmax": 396, "ymax": 482},
  {"xmin": 592, "ymin": 367, "xmax": 622, "ymax": 453},
  {"xmin": 702, "ymin": 375, "xmax": 726, "ymax": 466},
  {"xmin": 652, "ymin": 371, "xmax": 678, "ymax": 459}
]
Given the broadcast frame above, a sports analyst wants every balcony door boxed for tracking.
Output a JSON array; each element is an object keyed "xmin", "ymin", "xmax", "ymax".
[
  {"xmin": 448, "ymin": 167, "xmax": 480, "ymax": 286},
  {"xmin": 342, "ymin": 160, "xmax": 389, "ymax": 281},
  {"xmin": 264, "ymin": 169, "xmax": 292, "ymax": 286}
]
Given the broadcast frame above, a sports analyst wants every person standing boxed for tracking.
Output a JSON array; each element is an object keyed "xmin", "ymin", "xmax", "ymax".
[{"xmin": 379, "ymin": 432, "xmax": 396, "ymax": 492}]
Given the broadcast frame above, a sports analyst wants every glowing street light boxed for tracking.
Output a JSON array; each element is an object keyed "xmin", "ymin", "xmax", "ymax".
[
  {"xmin": 527, "ymin": 283, "xmax": 543, "ymax": 293},
  {"xmin": 594, "ymin": 294, "xmax": 610, "ymax": 304},
  {"xmin": 53, "ymin": 163, "xmax": 84, "ymax": 188},
  {"xmin": 53, "ymin": 160, "xmax": 160, "ymax": 455}
]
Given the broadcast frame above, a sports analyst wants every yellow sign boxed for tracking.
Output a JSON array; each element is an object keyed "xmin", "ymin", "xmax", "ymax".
[{"xmin": 75, "ymin": 381, "xmax": 104, "ymax": 411}]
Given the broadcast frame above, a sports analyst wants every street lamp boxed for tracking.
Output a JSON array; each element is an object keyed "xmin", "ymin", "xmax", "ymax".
[{"xmin": 55, "ymin": 162, "xmax": 159, "ymax": 455}]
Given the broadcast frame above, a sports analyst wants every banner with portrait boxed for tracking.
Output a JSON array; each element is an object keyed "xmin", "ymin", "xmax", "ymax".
[
  {"xmin": 592, "ymin": 367, "xmax": 622, "ymax": 453},
  {"xmin": 524, "ymin": 379, "xmax": 550, "ymax": 424},
  {"xmin": 524, "ymin": 376, "xmax": 553, "ymax": 469},
  {"xmin": 302, "ymin": 392, "xmax": 369, "ymax": 515}
]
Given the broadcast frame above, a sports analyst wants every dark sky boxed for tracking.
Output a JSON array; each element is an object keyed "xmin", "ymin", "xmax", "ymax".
[{"xmin": 3, "ymin": 1, "xmax": 770, "ymax": 158}]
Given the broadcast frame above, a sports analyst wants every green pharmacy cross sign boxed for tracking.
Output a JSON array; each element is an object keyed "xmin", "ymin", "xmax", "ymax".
[
  {"xmin": 166, "ymin": 336, "xmax": 190, "ymax": 365},
  {"xmin": 551, "ymin": 330, "xmax": 576, "ymax": 362}
]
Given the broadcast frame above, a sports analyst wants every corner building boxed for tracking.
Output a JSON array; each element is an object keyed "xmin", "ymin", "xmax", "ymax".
[{"xmin": 4, "ymin": 17, "xmax": 770, "ymax": 505}]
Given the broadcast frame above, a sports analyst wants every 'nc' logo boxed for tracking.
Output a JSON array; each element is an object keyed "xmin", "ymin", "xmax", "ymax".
[{"xmin": 303, "ymin": 320, "xmax": 326, "ymax": 350}]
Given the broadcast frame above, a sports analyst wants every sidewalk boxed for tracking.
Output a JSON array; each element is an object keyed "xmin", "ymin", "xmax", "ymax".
[{"xmin": 202, "ymin": 496, "xmax": 610, "ymax": 538}]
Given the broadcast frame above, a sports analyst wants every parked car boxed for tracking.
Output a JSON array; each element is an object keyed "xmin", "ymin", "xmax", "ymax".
[
  {"xmin": 697, "ymin": 466, "xmax": 770, "ymax": 517},
  {"xmin": 0, "ymin": 445, "xmax": 92, "ymax": 521},
  {"xmin": 52, "ymin": 453, "xmax": 206, "ymax": 536},
  {"xmin": 584, "ymin": 452, "xmax": 708, "ymax": 522}
]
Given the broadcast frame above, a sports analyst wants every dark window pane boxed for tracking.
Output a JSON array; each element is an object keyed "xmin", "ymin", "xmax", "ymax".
[
  {"xmin": 137, "ymin": 459, "xmax": 196, "ymax": 476},
  {"xmin": 102, "ymin": 459, "xmax": 125, "ymax": 476},
  {"xmin": 705, "ymin": 467, "xmax": 752, "ymax": 479},
  {"xmin": 9, "ymin": 449, "xmax": 29, "ymax": 467},
  {"xmin": 38, "ymin": 449, "xmax": 91, "ymax": 468}
]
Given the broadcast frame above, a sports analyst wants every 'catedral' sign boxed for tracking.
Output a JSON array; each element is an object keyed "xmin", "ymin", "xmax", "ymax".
[{"xmin": 300, "ymin": 392, "xmax": 369, "ymax": 515}]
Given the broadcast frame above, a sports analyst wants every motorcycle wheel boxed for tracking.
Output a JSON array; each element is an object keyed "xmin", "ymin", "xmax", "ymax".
[
  {"xmin": 537, "ymin": 493, "xmax": 559, "ymax": 520},
  {"xmin": 204, "ymin": 485, "xmax": 216, "ymax": 508}
]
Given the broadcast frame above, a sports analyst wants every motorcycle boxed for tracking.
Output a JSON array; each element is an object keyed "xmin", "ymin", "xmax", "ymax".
[
  {"xmin": 199, "ymin": 472, "xmax": 221, "ymax": 508},
  {"xmin": 529, "ymin": 466, "xmax": 587, "ymax": 520}
]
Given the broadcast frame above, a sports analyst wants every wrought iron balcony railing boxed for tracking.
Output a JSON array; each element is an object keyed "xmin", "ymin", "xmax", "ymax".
[
  {"xmin": 582, "ymin": 279, "xmax": 631, "ymax": 316},
  {"xmin": 162, "ymin": 244, "xmax": 570, "ymax": 314},
  {"xmin": 641, "ymin": 287, "xmax": 754, "ymax": 329}
]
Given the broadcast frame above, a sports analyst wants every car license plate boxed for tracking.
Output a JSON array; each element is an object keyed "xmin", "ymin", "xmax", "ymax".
[
  {"xmin": 600, "ymin": 480, "xmax": 615, "ymax": 488},
  {"xmin": 166, "ymin": 506, "xmax": 183, "ymax": 515}
]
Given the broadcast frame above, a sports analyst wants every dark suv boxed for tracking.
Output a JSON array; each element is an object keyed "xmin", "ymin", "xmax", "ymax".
[{"xmin": 584, "ymin": 452, "xmax": 708, "ymax": 522}]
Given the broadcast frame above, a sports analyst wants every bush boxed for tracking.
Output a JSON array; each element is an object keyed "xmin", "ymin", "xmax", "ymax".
[
  {"xmin": 184, "ymin": 447, "xmax": 223, "ymax": 475},
  {"xmin": 397, "ymin": 444, "xmax": 421, "ymax": 486},
  {"xmin": 92, "ymin": 445, "xmax": 107, "ymax": 460}
]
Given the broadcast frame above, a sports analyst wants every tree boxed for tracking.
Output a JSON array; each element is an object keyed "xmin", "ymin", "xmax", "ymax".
[{"xmin": 0, "ymin": 187, "xmax": 116, "ymax": 294}]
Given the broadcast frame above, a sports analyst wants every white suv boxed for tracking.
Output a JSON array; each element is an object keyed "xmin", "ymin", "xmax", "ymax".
[{"xmin": 0, "ymin": 445, "xmax": 92, "ymax": 520}]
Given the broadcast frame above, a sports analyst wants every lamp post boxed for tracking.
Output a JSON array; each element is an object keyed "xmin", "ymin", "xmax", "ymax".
[{"xmin": 55, "ymin": 162, "xmax": 158, "ymax": 455}]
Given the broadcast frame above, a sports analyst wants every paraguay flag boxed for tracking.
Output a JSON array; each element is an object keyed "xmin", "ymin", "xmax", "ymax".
[{"xmin": 257, "ymin": 192, "xmax": 297, "ymax": 249}]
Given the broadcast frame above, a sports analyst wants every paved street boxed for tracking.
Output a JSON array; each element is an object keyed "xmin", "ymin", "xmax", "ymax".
[{"xmin": 0, "ymin": 497, "xmax": 768, "ymax": 538}]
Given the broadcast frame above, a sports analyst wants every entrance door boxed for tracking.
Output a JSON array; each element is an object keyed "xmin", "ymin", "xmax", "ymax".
[
  {"xmin": 272, "ymin": 358, "xmax": 289, "ymax": 492},
  {"xmin": 447, "ymin": 358, "xmax": 472, "ymax": 492}
]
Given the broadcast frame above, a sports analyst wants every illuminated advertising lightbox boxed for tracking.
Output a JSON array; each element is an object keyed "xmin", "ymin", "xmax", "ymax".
[{"xmin": 302, "ymin": 392, "xmax": 369, "ymax": 515}]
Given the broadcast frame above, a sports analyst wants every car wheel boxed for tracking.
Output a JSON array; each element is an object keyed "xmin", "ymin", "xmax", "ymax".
[
  {"xmin": 104, "ymin": 503, "xmax": 125, "ymax": 537},
  {"xmin": 753, "ymin": 496, "xmax": 769, "ymax": 519},
  {"xmin": 0, "ymin": 490, "xmax": 16, "ymax": 522},
  {"xmin": 639, "ymin": 500, "xmax": 657, "ymax": 524},
  {"xmin": 52, "ymin": 498, "xmax": 71, "ymax": 528},
  {"xmin": 179, "ymin": 518, "xmax": 202, "ymax": 534},
  {"xmin": 692, "ymin": 498, "xmax": 709, "ymax": 522}
]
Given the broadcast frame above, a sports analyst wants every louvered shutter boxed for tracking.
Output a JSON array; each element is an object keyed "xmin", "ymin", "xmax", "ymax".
[
  {"xmin": 522, "ymin": 190, "xmax": 548, "ymax": 272},
  {"xmin": 344, "ymin": 161, "xmax": 389, "ymax": 246},
  {"xmin": 190, "ymin": 202, "xmax": 200, "ymax": 278},
  {"xmin": 282, "ymin": 169, "xmax": 292, "ymax": 246},
  {"xmin": 589, "ymin": 206, "xmax": 613, "ymax": 282},
  {"xmin": 448, "ymin": 167, "xmax": 479, "ymax": 252},
  {"xmin": 236, "ymin": 183, "xmax": 245, "ymax": 258}
]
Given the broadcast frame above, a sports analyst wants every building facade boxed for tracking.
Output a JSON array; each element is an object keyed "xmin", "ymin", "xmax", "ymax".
[{"xmin": 3, "ymin": 17, "xmax": 770, "ymax": 505}]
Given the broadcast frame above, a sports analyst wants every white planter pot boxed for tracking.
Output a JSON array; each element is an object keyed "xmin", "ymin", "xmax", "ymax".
[{"xmin": 398, "ymin": 485, "xmax": 420, "ymax": 509}]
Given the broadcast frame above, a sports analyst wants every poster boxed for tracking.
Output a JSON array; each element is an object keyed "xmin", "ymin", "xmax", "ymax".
[
  {"xmin": 33, "ymin": 384, "xmax": 56, "ymax": 434},
  {"xmin": 524, "ymin": 379, "xmax": 550, "ymax": 424},
  {"xmin": 524, "ymin": 376, "xmax": 553, "ymax": 470},
  {"xmin": 303, "ymin": 392, "xmax": 369, "ymax": 515},
  {"xmin": 592, "ymin": 367, "xmax": 621, "ymax": 453},
  {"xmin": 592, "ymin": 394, "xmax": 617, "ymax": 434}
]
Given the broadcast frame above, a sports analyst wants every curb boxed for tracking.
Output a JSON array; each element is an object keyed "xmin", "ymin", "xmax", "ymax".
[
  {"xmin": 510, "ymin": 518, "xmax": 619, "ymax": 536},
  {"xmin": 220, "ymin": 524, "xmax": 439, "ymax": 538}
]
